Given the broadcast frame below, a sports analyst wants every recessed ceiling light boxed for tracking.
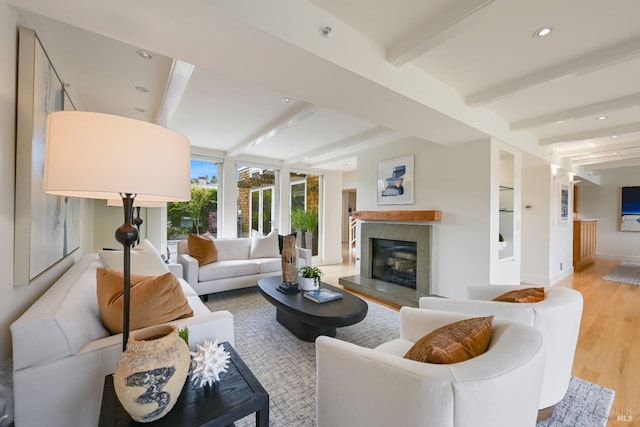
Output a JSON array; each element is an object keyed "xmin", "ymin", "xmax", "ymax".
[
  {"xmin": 134, "ymin": 107, "xmax": 145, "ymax": 113},
  {"xmin": 554, "ymin": 120, "xmax": 565, "ymax": 124},
  {"xmin": 596, "ymin": 115, "xmax": 607, "ymax": 120},
  {"xmin": 533, "ymin": 26, "xmax": 553, "ymax": 38},
  {"xmin": 135, "ymin": 86, "xmax": 149, "ymax": 93},
  {"xmin": 281, "ymin": 97, "xmax": 293, "ymax": 104},
  {"xmin": 136, "ymin": 49, "xmax": 152, "ymax": 60},
  {"xmin": 611, "ymin": 135, "xmax": 619, "ymax": 139}
]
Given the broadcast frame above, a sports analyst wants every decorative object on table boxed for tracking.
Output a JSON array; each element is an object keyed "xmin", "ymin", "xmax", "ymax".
[
  {"xmin": 113, "ymin": 324, "xmax": 191, "ymax": 423},
  {"xmin": 178, "ymin": 326, "xmax": 189, "ymax": 345},
  {"xmin": 376, "ymin": 155, "xmax": 414, "ymax": 205},
  {"xmin": 281, "ymin": 235, "xmax": 297, "ymax": 284},
  {"xmin": 303, "ymin": 288, "xmax": 343, "ymax": 304},
  {"xmin": 43, "ymin": 110, "xmax": 190, "ymax": 351},
  {"xmin": 189, "ymin": 339, "xmax": 231, "ymax": 388},
  {"xmin": 298, "ymin": 265, "xmax": 323, "ymax": 291}
]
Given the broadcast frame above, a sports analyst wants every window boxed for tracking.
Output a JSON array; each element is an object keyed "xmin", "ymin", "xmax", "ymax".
[
  {"xmin": 167, "ymin": 159, "xmax": 219, "ymax": 241},
  {"xmin": 237, "ymin": 164, "xmax": 277, "ymax": 237}
]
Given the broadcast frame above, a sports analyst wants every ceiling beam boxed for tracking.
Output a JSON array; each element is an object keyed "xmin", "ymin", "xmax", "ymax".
[
  {"xmin": 572, "ymin": 150, "xmax": 640, "ymax": 165},
  {"xmin": 511, "ymin": 93, "xmax": 640, "ymax": 130},
  {"xmin": 582, "ymin": 157, "xmax": 640, "ymax": 170},
  {"xmin": 540, "ymin": 121, "xmax": 640, "ymax": 145},
  {"xmin": 227, "ymin": 103, "xmax": 317, "ymax": 157},
  {"xmin": 155, "ymin": 59, "xmax": 195, "ymax": 126},
  {"xmin": 467, "ymin": 35, "xmax": 640, "ymax": 107},
  {"xmin": 386, "ymin": 0, "xmax": 497, "ymax": 66},
  {"xmin": 554, "ymin": 139, "xmax": 640, "ymax": 158},
  {"xmin": 284, "ymin": 127, "xmax": 394, "ymax": 164}
]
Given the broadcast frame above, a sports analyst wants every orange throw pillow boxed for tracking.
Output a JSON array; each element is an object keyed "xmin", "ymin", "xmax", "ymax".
[
  {"xmin": 188, "ymin": 233, "xmax": 218, "ymax": 266},
  {"xmin": 493, "ymin": 287, "xmax": 545, "ymax": 303},
  {"xmin": 96, "ymin": 268, "xmax": 193, "ymax": 334},
  {"xmin": 404, "ymin": 316, "xmax": 494, "ymax": 364}
]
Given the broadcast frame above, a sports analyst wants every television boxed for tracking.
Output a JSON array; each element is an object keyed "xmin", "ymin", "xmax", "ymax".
[{"xmin": 620, "ymin": 186, "xmax": 640, "ymax": 231}]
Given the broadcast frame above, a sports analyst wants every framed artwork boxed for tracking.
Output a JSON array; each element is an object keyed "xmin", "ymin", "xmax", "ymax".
[
  {"xmin": 14, "ymin": 28, "xmax": 79, "ymax": 286},
  {"xmin": 620, "ymin": 186, "xmax": 640, "ymax": 231},
  {"xmin": 560, "ymin": 184, "xmax": 569, "ymax": 222},
  {"xmin": 377, "ymin": 155, "xmax": 414, "ymax": 205}
]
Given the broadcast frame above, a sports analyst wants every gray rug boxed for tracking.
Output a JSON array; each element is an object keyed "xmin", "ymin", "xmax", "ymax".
[
  {"xmin": 603, "ymin": 261, "xmax": 640, "ymax": 285},
  {"xmin": 206, "ymin": 287, "xmax": 615, "ymax": 427}
]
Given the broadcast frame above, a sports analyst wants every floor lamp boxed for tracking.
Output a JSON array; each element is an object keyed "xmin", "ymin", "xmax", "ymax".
[{"xmin": 43, "ymin": 111, "xmax": 190, "ymax": 351}]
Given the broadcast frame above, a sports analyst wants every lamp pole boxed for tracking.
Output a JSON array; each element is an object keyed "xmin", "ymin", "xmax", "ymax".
[{"xmin": 115, "ymin": 193, "xmax": 138, "ymax": 351}]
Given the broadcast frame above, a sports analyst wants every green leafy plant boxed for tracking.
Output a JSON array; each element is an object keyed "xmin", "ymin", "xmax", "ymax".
[
  {"xmin": 304, "ymin": 209, "xmax": 318, "ymax": 233},
  {"xmin": 178, "ymin": 326, "xmax": 189, "ymax": 346},
  {"xmin": 299, "ymin": 265, "xmax": 323, "ymax": 280},
  {"xmin": 291, "ymin": 208, "xmax": 307, "ymax": 231}
]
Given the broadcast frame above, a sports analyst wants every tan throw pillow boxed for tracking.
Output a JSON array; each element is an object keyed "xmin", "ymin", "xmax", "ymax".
[
  {"xmin": 404, "ymin": 316, "xmax": 494, "ymax": 364},
  {"xmin": 493, "ymin": 287, "xmax": 545, "ymax": 303},
  {"xmin": 188, "ymin": 233, "xmax": 218, "ymax": 266},
  {"xmin": 96, "ymin": 268, "xmax": 193, "ymax": 334}
]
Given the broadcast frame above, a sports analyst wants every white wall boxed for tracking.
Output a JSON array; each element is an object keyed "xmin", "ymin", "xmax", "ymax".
[
  {"xmin": 579, "ymin": 168, "xmax": 640, "ymax": 262},
  {"xmin": 356, "ymin": 138, "xmax": 492, "ymax": 298},
  {"xmin": 521, "ymin": 165, "xmax": 552, "ymax": 284}
]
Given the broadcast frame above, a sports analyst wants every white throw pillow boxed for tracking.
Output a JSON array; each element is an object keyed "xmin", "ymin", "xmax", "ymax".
[
  {"xmin": 99, "ymin": 239, "xmax": 170, "ymax": 276},
  {"xmin": 250, "ymin": 228, "xmax": 280, "ymax": 259}
]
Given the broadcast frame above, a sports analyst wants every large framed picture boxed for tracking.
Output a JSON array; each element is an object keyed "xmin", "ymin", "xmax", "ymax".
[
  {"xmin": 14, "ymin": 28, "xmax": 80, "ymax": 285},
  {"xmin": 620, "ymin": 186, "xmax": 640, "ymax": 231},
  {"xmin": 377, "ymin": 155, "xmax": 414, "ymax": 205}
]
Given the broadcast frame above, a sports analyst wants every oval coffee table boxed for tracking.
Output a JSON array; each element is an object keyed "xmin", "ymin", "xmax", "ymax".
[{"xmin": 258, "ymin": 276, "xmax": 368, "ymax": 342}]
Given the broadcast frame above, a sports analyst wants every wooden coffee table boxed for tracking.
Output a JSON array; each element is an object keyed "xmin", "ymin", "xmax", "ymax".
[{"xmin": 258, "ymin": 276, "xmax": 368, "ymax": 342}]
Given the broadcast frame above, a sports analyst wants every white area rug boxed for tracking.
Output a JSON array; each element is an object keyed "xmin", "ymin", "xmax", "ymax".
[
  {"xmin": 207, "ymin": 287, "xmax": 615, "ymax": 427},
  {"xmin": 603, "ymin": 261, "xmax": 640, "ymax": 285}
]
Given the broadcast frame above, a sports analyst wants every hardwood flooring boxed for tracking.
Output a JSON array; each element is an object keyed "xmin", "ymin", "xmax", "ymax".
[{"xmin": 321, "ymin": 250, "xmax": 639, "ymax": 426}]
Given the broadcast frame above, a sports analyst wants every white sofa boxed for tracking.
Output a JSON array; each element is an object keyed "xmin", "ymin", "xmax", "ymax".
[
  {"xmin": 316, "ymin": 307, "xmax": 545, "ymax": 427},
  {"xmin": 177, "ymin": 237, "xmax": 311, "ymax": 297},
  {"xmin": 419, "ymin": 285, "xmax": 583, "ymax": 418},
  {"xmin": 10, "ymin": 253, "xmax": 235, "ymax": 427}
]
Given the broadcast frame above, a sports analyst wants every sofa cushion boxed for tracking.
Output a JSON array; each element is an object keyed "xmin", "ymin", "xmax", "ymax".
[
  {"xmin": 493, "ymin": 287, "xmax": 545, "ymax": 303},
  {"xmin": 96, "ymin": 268, "xmax": 193, "ymax": 334},
  {"xmin": 404, "ymin": 316, "xmax": 494, "ymax": 364},
  {"xmin": 198, "ymin": 260, "xmax": 260, "ymax": 282},
  {"xmin": 188, "ymin": 233, "xmax": 218, "ymax": 266},
  {"xmin": 99, "ymin": 239, "xmax": 170, "ymax": 276},
  {"xmin": 214, "ymin": 238, "xmax": 251, "ymax": 261},
  {"xmin": 250, "ymin": 228, "xmax": 280, "ymax": 259},
  {"xmin": 252, "ymin": 257, "xmax": 281, "ymax": 274}
]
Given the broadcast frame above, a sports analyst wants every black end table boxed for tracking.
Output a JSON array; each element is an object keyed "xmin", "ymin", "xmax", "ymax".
[{"xmin": 99, "ymin": 342, "xmax": 269, "ymax": 426}]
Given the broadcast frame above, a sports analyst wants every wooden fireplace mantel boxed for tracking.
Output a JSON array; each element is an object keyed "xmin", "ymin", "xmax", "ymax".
[{"xmin": 352, "ymin": 210, "xmax": 442, "ymax": 221}]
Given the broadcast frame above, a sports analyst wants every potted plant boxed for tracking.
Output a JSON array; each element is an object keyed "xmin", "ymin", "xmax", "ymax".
[
  {"xmin": 303, "ymin": 209, "xmax": 318, "ymax": 250},
  {"xmin": 298, "ymin": 265, "xmax": 323, "ymax": 291}
]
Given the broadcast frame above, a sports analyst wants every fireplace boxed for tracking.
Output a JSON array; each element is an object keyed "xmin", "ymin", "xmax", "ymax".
[
  {"xmin": 371, "ymin": 238, "xmax": 417, "ymax": 289},
  {"xmin": 340, "ymin": 222, "xmax": 432, "ymax": 307}
]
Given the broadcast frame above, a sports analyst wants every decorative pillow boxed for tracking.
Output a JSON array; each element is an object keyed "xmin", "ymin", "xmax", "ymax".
[
  {"xmin": 404, "ymin": 316, "xmax": 494, "ymax": 364},
  {"xmin": 98, "ymin": 239, "xmax": 170, "ymax": 276},
  {"xmin": 96, "ymin": 268, "xmax": 193, "ymax": 334},
  {"xmin": 250, "ymin": 228, "xmax": 280, "ymax": 259},
  {"xmin": 188, "ymin": 233, "xmax": 218, "ymax": 266},
  {"xmin": 492, "ymin": 287, "xmax": 545, "ymax": 303}
]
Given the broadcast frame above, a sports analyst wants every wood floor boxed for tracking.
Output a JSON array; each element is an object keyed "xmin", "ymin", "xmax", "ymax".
[{"xmin": 321, "ymin": 250, "xmax": 639, "ymax": 426}]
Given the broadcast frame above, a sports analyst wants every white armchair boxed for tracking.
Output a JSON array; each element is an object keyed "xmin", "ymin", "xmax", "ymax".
[
  {"xmin": 316, "ymin": 307, "xmax": 545, "ymax": 427},
  {"xmin": 419, "ymin": 285, "xmax": 583, "ymax": 419}
]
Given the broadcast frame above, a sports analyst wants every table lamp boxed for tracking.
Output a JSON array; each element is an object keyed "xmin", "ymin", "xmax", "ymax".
[{"xmin": 43, "ymin": 111, "xmax": 190, "ymax": 350}]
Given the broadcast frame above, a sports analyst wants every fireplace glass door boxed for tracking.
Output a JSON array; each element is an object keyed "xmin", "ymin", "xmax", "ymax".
[{"xmin": 371, "ymin": 238, "xmax": 417, "ymax": 289}]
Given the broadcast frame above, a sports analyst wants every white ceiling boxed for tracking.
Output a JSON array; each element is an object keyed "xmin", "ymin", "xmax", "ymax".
[{"xmin": 11, "ymin": 0, "xmax": 640, "ymax": 176}]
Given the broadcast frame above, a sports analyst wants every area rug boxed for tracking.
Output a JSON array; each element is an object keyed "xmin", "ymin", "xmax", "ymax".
[
  {"xmin": 206, "ymin": 287, "xmax": 615, "ymax": 427},
  {"xmin": 603, "ymin": 261, "xmax": 640, "ymax": 285}
]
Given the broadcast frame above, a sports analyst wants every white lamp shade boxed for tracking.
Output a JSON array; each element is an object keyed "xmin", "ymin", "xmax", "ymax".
[{"xmin": 44, "ymin": 111, "xmax": 191, "ymax": 202}]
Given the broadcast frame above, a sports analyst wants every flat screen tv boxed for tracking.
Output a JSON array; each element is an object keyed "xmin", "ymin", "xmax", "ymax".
[{"xmin": 620, "ymin": 186, "xmax": 640, "ymax": 231}]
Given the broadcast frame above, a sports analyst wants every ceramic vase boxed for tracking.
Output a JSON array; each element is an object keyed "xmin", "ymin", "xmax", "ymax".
[
  {"xmin": 113, "ymin": 324, "xmax": 190, "ymax": 423},
  {"xmin": 281, "ymin": 235, "xmax": 297, "ymax": 284},
  {"xmin": 299, "ymin": 276, "xmax": 319, "ymax": 291}
]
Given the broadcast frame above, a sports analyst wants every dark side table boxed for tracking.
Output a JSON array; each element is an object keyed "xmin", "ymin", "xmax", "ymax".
[{"xmin": 99, "ymin": 342, "xmax": 269, "ymax": 426}]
